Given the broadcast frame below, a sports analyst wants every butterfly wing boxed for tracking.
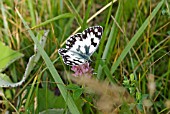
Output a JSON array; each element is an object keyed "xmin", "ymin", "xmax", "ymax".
[
  {"xmin": 65, "ymin": 26, "xmax": 103, "ymax": 56},
  {"xmin": 58, "ymin": 26, "xmax": 103, "ymax": 66},
  {"xmin": 58, "ymin": 48, "xmax": 87, "ymax": 66}
]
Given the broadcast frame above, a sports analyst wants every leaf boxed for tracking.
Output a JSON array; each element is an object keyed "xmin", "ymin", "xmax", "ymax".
[
  {"xmin": 73, "ymin": 89, "xmax": 83, "ymax": 100},
  {"xmin": 119, "ymin": 103, "xmax": 133, "ymax": 114},
  {"xmin": 0, "ymin": 41, "xmax": 24, "ymax": 72},
  {"xmin": 66, "ymin": 84, "xmax": 83, "ymax": 100},
  {"xmin": 66, "ymin": 84, "xmax": 81, "ymax": 90},
  {"xmin": 0, "ymin": 30, "xmax": 49, "ymax": 87},
  {"xmin": 0, "ymin": 73, "xmax": 13, "ymax": 86},
  {"xmin": 38, "ymin": 88, "xmax": 65, "ymax": 112}
]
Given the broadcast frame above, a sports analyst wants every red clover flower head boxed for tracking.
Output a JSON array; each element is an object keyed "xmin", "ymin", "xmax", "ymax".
[{"xmin": 71, "ymin": 62, "xmax": 93, "ymax": 77}]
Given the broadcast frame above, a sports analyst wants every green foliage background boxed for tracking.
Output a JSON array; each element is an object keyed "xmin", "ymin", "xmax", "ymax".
[{"xmin": 0, "ymin": 0, "xmax": 170, "ymax": 113}]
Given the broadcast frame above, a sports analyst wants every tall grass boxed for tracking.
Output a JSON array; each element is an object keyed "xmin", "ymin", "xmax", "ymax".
[{"xmin": 0, "ymin": 0, "xmax": 170, "ymax": 113}]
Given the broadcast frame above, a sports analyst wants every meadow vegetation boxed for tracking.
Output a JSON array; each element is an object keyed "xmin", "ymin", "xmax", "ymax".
[{"xmin": 0, "ymin": 0, "xmax": 170, "ymax": 113}]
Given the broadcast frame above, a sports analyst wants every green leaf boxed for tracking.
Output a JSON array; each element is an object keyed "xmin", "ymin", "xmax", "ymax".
[
  {"xmin": 0, "ymin": 41, "xmax": 24, "ymax": 72},
  {"xmin": 119, "ymin": 103, "xmax": 133, "ymax": 114},
  {"xmin": 66, "ymin": 84, "xmax": 81, "ymax": 90},
  {"xmin": 66, "ymin": 84, "xmax": 83, "ymax": 100},
  {"xmin": 38, "ymin": 88, "xmax": 65, "ymax": 112},
  {"xmin": 0, "ymin": 30, "xmax": 49, "ymax": 88},
  {"xmin": 73, "ymin": 89, "xmax": 83, "ymax": 100},
  {"xmin": 0, "ymin": 73, "xmax": 13, "ymax": 86}
]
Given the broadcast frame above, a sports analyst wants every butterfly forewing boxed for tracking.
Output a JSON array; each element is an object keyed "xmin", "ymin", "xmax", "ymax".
[
  {"xmin": 81, "ymin": 26, "xmax": 103, "ymax": 56},
  {"xmin": 58, "ymin": 26, "xmax": 103, "ymax": 66}
]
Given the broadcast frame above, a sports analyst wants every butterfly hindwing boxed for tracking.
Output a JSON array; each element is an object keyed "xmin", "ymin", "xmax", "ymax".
[
  {"xmin": 58, "ymin": 26, "xmax": 103, "ymax": 66},
  {"xmin": 58, "ymin": 48, "xmax": 87, "ymax": 66}
]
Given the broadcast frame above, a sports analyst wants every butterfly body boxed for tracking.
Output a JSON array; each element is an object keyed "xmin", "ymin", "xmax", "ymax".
[{"xmin": 58, "ymin": 26, "xmax": 103, "ymax": 66}]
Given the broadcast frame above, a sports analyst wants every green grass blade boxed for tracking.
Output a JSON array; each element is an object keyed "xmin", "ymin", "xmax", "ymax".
[
  {"xmin": 95, "ymin": 1, "xmax": 113, "ymax": 70},
  {"xmin": 64, "ymin": 0, "xmax": 83, "ymax": 26},
  {"xmin": 32, "ymin": 13, "xmax": 74, "ymax": 29},
  {"xmin": 100, "ymin": 60, "xmax": 116, "ymax": 84},
  {"xmin": 27, "ymin": 0, "xmax": 36, "ymax": 26},
  {"xmin": 0, "ymin": 0, "xmax": 10, "ymax": 44},
  {"xmin": 82, "ymin": 0, "xmax": 92, "ymax": 29},
  {"xmin": 111, "ymin": 0, "xmax": 165, "ymax": 74},
  {"xmin": 97, "ymin": 1, "xmax": 122, "ymax": 79},
  {"xmin": 16, "ymin": 8, "xmax": 80, "ymax": 114}
]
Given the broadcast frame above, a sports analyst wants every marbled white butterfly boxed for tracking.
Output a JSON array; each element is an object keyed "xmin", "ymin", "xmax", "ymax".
[{"xmin": 58, "ymin": 26, "xmax": 103, "ymax": 66}]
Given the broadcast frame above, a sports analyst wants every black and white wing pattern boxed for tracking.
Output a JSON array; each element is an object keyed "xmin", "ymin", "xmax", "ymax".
[{"xmin": 58, "ymin": 26, "xmax": 103, "ymax": 66}]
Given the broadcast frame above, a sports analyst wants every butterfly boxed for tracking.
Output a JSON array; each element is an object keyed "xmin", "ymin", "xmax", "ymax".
[{"xmin": 58, "ymin": 26, "xmax": 103, "ymax": 66}]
